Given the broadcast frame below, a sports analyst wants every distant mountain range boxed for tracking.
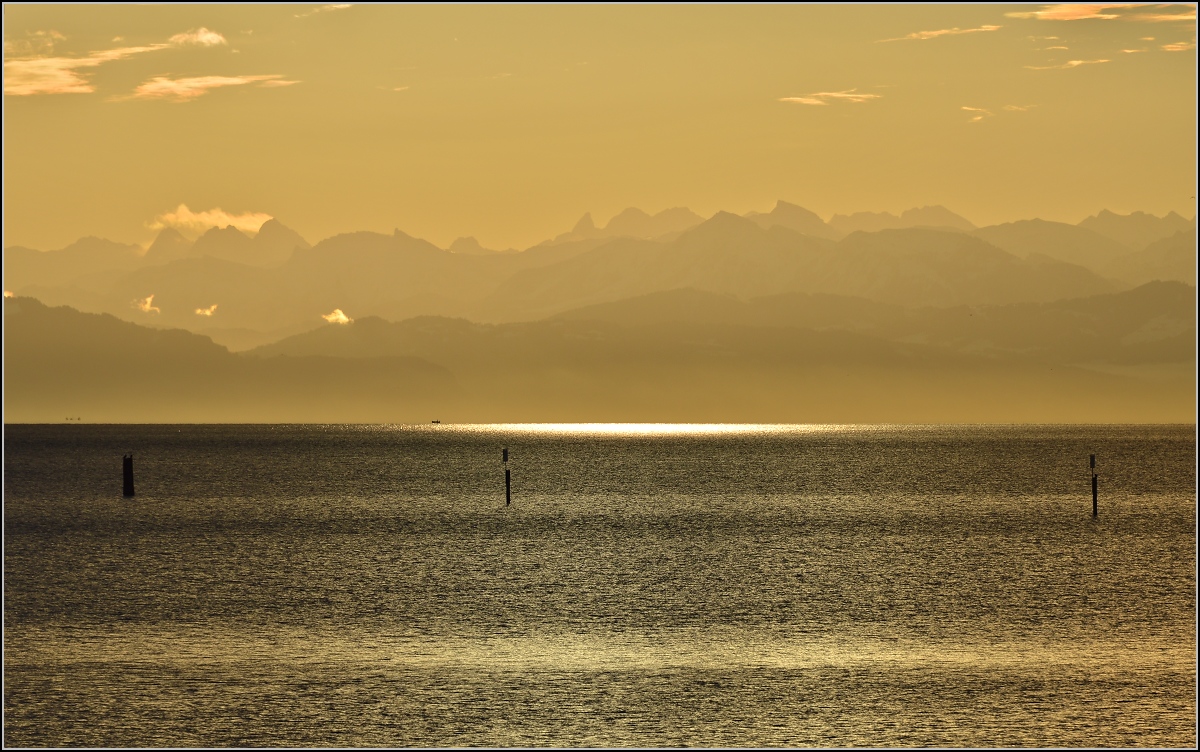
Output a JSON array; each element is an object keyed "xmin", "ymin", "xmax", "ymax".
[
  {"xmin": 4, "ymin": 276, "xmax": 1193, "ymax": 422},
  {"xmin": 3, "ymin": 204, "xmax": 1194, "ymax": 355}
]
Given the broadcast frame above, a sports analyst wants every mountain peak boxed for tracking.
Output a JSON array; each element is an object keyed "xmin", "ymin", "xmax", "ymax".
[
  {"xmin": 899, "ymin": 205, "xmax": 975, "ymax": 231},
  {"xmin": 1078, "ymin": 208, "xmax": 1193, "ymax": 250},
  {"xmin": 742, "ymin": 201, "xmax": 840, "ymax": 239},
  {"xmin": 572, "ymin": 212, "xmax": 597, "ymax": 235},
  {"xmin": 682, "ymin": 210, "xmax": 761, "ymax": 240},
  {"xmin": 145, "ymin": 226, "xmax": 193, "ymax": 263}
]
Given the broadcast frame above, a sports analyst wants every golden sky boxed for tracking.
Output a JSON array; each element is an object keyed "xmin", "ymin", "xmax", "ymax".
[{"xmin": 4, "ymin": 3, "xmax": 1196, "ymax": 250}]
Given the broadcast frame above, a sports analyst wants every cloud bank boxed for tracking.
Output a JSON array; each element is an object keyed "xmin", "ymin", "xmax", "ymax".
[
  {"xmin": 5, "ymin": 42, "xmax": 169, "ymax": 96},
  {"xmin": 1025, "ymin": 59, "xmax": 1111, "ymax": 69},
  {"xmin": 779, "ymin": 89, "xmax": 881, "ymax": 106},
  {"xmin": 149, "ymin": 204, "xmax": 273, "ymax": 235},
  {"xmin": 128, "ymin": 74, "xmax": 298, "ymax": 102},
  {"xmin": 879, "ymin": 25, "xmax": 1002, "ymax": 42},
  {"xmin": 168, "ymin": 28, "xmax": 228, "ymax": 47}
]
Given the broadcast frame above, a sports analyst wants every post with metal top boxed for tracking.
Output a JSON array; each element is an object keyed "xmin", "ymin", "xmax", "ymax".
[
  {"xmin": 123, "ymin": 453, "xmax": 135, "ymax": 497},
  {"xmin": 1090, "ymin": 454, "xmax": 1097, "ymax": 518},
  {"xmin": 503, "ymin": 447, "xmax": 510, "ymax": 506}
]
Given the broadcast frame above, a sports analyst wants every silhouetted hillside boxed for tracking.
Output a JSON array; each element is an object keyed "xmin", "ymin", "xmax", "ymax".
[
  {"xmin": 972, "ymin": 219, "xmax": 1130, "ymax": 270},
  {"xmin": 548, "ymin": 282, "xmax": 1194, "ymax": 366},
  {"xmin": 828, "ymin": 206, "xmax": 974, "ymax": 235},
  {"xmin": 3, "ymin": 236, "xmax": 144, "ymax": 291},
  {"xmin": 820, "ymin": 228, "xmax": 1118, "ymax": 306},
  {"xmin": 188, "ymin": 220, "xmax": 309, "ymax": 267},
  {"xmin": 1078, "ymin": 209, "xmax": 1193, "ymax": 251},
  {"xmin": 246, "ymin": 284, "xmax": 1193, "ymax": 423},
  {"xmin": 3, "ymin": 296, "xmax": 457, "ymax": 423},
  {"xmin": 144, "ymin": 227, "xmax": 192, "ymax": 265},
  {"xmin": 471, "ymin": 213, "xmax": 835, "ymax": 321},
  {"xmin": 551, "ymin": 206, "xmax": 706, "ymax": 244},
  {"xmin": 2, "ymin": 207, "xmax": 1182, "ymax": 355},
  {"xmin": 1101, "ymin": 230, "xmax": 1197, "ymax": 286},
  {"xmin": 744, "ymin": 201, "xmax": 841, "ymax": 239}
]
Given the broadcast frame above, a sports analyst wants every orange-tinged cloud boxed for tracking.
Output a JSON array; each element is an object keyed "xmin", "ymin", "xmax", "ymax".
[
  {"xmin": 149, "ymin": 203, "xmax": 273, "ymax": 235},
  {"xmin": 1007, "ymin": 4, "xmax": 1135, "ymax": 21},
  {"xmin": 4, "ymin": 43, "xmax": 169, "ymax": 96},
  {"xmin": 1008, "ymin": 4, "xmax": 1196, "ymax": 23},
  {"xmin": 322, "ymin": 309, "xmax": 352, "ymax": 324},
  {"xmin": 879, "ymin": 25, "xmax": 1002, "ymax": 42},
  {"xmin": 779, "ymin": 89, "xmax": 881, "ymax": 106},
  {"xmin": 3, "ymin": 29, "xmax": 67, "ymax": 57},
  {"xmin": 1132, "ymin": 11, "xmax": 1197, "ymax": 23},
  {"xmin": 128, "ymin": 74, "xmax": 298, "ymax": 102},
  {"xmin": 134, "ymin": 294, "xmax": 161, "ymax": 314},
  {"xmin": 168, "ymin": 28, "xmax": 228, "ymax": 47},
  {"xmin": 1162, "ymin": 40, "xmax": 1196, "ymax": 51},
  {"xmin": 1026, "ymin": 59, "xmax": 1111, "ymax": 69},
  {"xmin": 4, "ymin": 27, "xmax": 240, "ymax": 97},
  {"xmin": 962, "ymin": 106, "xmax": 993, "ymax": 122},
  {"xmin": 195, "ymin": 304, "xmax": 218, "ymax": 316},
  {"xmin": 4, "ymin": 290, "xmax": 14, "ymax": 298},
  {"xmin": 296, "ymin": 4, "xmax": 353, "ymax": 18}
]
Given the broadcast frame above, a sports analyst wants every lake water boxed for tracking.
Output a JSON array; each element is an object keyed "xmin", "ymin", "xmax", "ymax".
[{"xmin": 3, "ymin": 423, "xmax": 1195, "ymax": 747}]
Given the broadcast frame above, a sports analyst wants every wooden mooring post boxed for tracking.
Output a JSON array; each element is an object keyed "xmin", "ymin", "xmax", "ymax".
[
  {"xmin": 123, "ymin": 453, "xmax": 135, "ymax": 497},
  {"xmin": 1090, "ymin": 453, "xmax": 1097, "ymax": 518},
  {"xmin": 503, "ymin": 447, "xmax": 510, "ymax": 506}
]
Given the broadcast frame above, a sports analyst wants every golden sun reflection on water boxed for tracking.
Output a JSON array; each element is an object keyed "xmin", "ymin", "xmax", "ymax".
[{"xmin": 387, "ymin": 422, "xmax": 868, "ymax": 436}]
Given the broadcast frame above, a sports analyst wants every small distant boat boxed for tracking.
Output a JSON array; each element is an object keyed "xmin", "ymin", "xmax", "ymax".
[{"xmin": 431, "ymin": 420, "xmax": 440, "ymax": 424}]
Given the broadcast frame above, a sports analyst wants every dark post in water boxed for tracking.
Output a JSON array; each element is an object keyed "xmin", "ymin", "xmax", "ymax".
[
  {"xmin": 503, "ymin": 446, "xmax": 510, "ymax": 506},
  {"xmin": 1090, "ymin": 454, "xmax": 1097, "ymax": 518},
  {"xmin": 123, "ymin": 453, "xmax": 135, "ymax": 497}
]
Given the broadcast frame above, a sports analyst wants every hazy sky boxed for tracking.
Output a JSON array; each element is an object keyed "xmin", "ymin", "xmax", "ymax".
[{"xmin": 4, "ymin": 3, "xmax": 1196, "ymax": 250}]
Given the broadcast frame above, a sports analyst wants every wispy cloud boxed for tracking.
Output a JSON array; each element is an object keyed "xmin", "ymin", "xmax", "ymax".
[
  {"xmin": 1162, "ymin": 40, "xmax": 1196, "ymax": 50},
  {"xmin": 779, "ymin": 89, "xmax": 881, "ymax": 106},
  {"xmin": 5, "ymin": 27, "xmax": 236, "ymax": 97},
  {"xmin": 4, "ymin": 29, "xmax": 66, "ymax": 57},
  {"xmin": 878, "ymin": 25, "xmax": 1001, "ymax": 42},
  {"xmin": 1007, "ymin": 4, "xmax": 1136, "ymax": 21},
  {"xmin": 149, "ymin": 204, "xmax": 273, "ymax": 235},
  {"xmin": 296, "ymin": 4, "xmax": 352, "ymax": 19},
  {"xmin": 962, "ymin": 106, "xmax": 993, "ymax": 123},
  {"xmin": 1120, "ymin": 48, "xmax": 1148, "ymax": 52},
  {"xmin": 1132, "ymin": 10, "xmax": 1197, "ymax": 23},
  {"xmin": 168, "ymin": 28, "xmax": 227, "ymax": 47},
  {"xmin": 1008, "ymin": 4, "xmax": 1195, "ymax": 22},
  {"xmin": 195, "ymin": 304, "xmax": 219, "ymax": 317},
  {"xmin": 1025, "ymin": 58, "xmax": 1111, "ymax": 69},
  {"xmin": 127, "ymin": 74, "xmax": 298, "ymax": 102},
  {"xmin": 1043, "ymin": 45, "xmax": 1070, "ymax": 50},
  {"xmin": 1003, "ymin": 104, "xmax": 1037, "ymax": 111},
  {"xmin": 322, "ymin": 309, "xmax": 353, "ymax": 324},
  {"xmin": 134, "ymin": 295, "xmax": 161, "ymax": 314},
  {"xmin": 5, "ymin": 43, "xmax": 169, "ymax": 96}
]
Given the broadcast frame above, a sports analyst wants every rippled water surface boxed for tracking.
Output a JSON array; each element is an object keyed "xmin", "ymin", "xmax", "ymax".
[{"xmin": 4, "ymin": 423, "xmax": 1195, "ymax": 747}]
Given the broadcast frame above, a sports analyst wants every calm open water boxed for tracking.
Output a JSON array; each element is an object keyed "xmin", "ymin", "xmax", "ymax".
[{"xmin": 3, "ymin": 423, "xmax": 1196, "ymax": 747}]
